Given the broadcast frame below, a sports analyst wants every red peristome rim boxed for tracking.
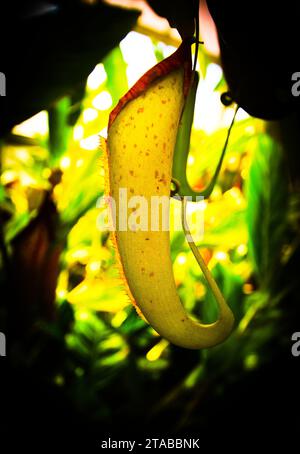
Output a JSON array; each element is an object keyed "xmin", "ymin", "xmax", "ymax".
[{"xmin": 108, "ymin": 39, "xmax": 192, "ymax": 129}]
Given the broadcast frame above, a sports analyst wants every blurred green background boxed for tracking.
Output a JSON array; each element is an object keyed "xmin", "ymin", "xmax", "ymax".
[{"xmin": 1, "ymin": 1, "xmax": 299, "ymax": 450}]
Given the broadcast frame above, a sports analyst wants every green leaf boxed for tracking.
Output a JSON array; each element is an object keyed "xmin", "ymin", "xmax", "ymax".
[
  {"xmin": 48, "ymin": 97, "xmax": 72, "ymax": 165},
  {"xmin": 200, "ymin": 262, "xmax": 243, "ymax": 324},
  {"xmin": 214, "ymin": 74, "xmax": 227, "ymax": 92},
  {"xmin": 58, "ymin": 149, "xmax": 102, "ymax": 227},
  {"xmin": 103, "ymin": 46, "xmax": 128, "ymax": 108},
  {"xmin": 4, "ymin": 212, "xmax": 31, "ymax": 243},
  {"xmin": 245, "ymin": 134, "xmax": 289, "ymax": 289},
  {"xmin": 0, "ymin": 182, "xmax": 5, "ymax": 200},
  {"xmin": 0, "ymin": 3, "xmax": 140, "ymax": 136},
  {"xmin": 203, "ymin": 210, "xmax": 247, "ymax": 249}
]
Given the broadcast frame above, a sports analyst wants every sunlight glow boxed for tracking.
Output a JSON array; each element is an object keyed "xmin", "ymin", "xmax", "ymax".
[
  {"xmin": 87, "ymin": 261, "xmax": 101, "ymax": 273},
  {"xmin": 193, "ymin": 64, "xmax": 224, "ymax": 133},
  {"xmin": 1, "ymin": 170, "xmax": 17, "ymax": 185},
  {"xmin": 187, "ymin": 155, "xmax": 195, "ymax": 166},
  {"xmin": 60, "ymin": 156, "xmax": 71, "ymax": 170},
  {"xmin": 99, "ymin": 127, "xmax": 108, "ymax": 139},
  {"xmin": 56, "ymin": 289, "xmax": 67, "ymax": 299},
  {"xmin": 12, "ymin": 111, "xmax": 49, "ymax": 137},
  {"xmin": 15, "ymin": 148, "xmax": 31, "ymax": 163},
  {"xmin": 155, "ymin": 41, "xmax": 176, "ymax": 59},
  {"xmin": 77, "ymin": 310, "xmax": 89, "ymax": 321},
  {"xmin": 225, "ymin": 187, "xmax": 244, "ymax": 206},
  {"xmin": 177, "ymin": 254, "xmax": 187, "ymax": 265},
  {"xmin": 19, "ymin": 172, "xmax": 36, "ymax": 187},
  {"xmin": 76, "ymin": 159, "xmax": 84, "ymax": 168},
  {"xmin": 80, "ymin": 135, "xmax": 99, "ymax": 150},
  {"xmin": 92, "ymin": 91, "xmax": 113, "ymax": 110},
  {"xmin": 120, "ymin": 31, "xmax": 157, "ymax": 86},
  {"xmin": 83, "ymin": 108, "xmax": 98, "ymax": 123},
  {"xmin": 237, "ymin": 244, "xmax": 248, "ymax": 256},
  {"xmin": 71, "ymin": 249, "xmax": 89, "ymax": 260},
  {"xmin": 236, "ymin": 108, "xmax": 250, "ymax": 121},
  {"xmin": 73, "ymin": 125, "xmax": 84, "ymax": 141},
  {"xmin": 87, "ymin": 63, "xmax": 107, "ymax": 90},
  {"xmin": 215, "ymin": 251, "xmax": 228, "ymax": 262}
]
